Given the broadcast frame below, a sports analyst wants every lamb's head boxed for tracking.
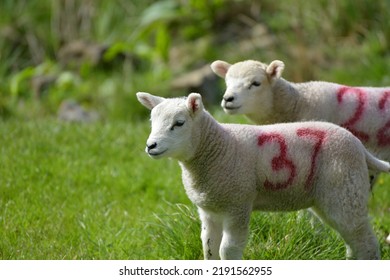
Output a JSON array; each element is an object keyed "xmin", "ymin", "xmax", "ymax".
[
  {"xmin": 211, "ymin": 59, "xmax": 284, "ymax": 122},
  {"xmin": 137, "ymin": 92, "xmax": 204, "ymax": 161}
]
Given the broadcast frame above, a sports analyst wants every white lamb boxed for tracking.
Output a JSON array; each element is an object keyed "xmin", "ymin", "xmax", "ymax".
[
  {"xmin": 137, "ymin": 91, "xmax": 389, "ymax": 260},
  {"xmin": 210, "ymin": 59, "xmax": 390, "ymax": 173}
]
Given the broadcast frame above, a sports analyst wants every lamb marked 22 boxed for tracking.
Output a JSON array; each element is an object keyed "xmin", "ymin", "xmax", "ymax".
[
  {"xmin": 377, "ymin": 90, "xmax": 390, "ymax": 146},
  {"xmin": 137, "ymin": 92, "xmax": 389, "ymax": 260},
  {"xmin": 337, "ymin": 86, "xmax": 369, "ymax": 142},
  {"xmin": 211, "ymin": 60, "xmax": 390, "ymax": 164}
]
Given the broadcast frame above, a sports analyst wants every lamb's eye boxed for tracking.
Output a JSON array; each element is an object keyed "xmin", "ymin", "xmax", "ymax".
[
  {"xmin": 171, "ymin": 120, "xmax": 185, "ymax": 130},
  {"xmin": 249, "ymin": 81, "xmax": 261, "ymax": 89}
]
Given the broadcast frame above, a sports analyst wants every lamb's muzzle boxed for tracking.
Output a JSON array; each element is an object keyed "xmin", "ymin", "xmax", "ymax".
[
  {"xmin": 146, "ymin": 142, "xmax": 157, "ymax": 150},
  {"xmin": 146, "ymin": 139, "xmax": 168, "ymax": 157},
  {"xmin": 146, "ymin": 141, "xmax": 157, "ymax": 152},
  {"xmin": 223, "ymin": 96, "xmax": 235, "ymax": 102},
  {"xmin": 222, "ymin": 94, "xmax": 243, "ymax": 113}
]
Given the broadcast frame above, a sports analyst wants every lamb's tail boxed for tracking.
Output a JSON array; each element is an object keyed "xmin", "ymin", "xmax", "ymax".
[{"xmin": 364, "ymin": 149, "xmax": 390, "ymax": 173}]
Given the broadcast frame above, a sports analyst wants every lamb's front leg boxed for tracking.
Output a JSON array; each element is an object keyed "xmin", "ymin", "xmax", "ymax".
[
  {"xmin": 220, "ymin": 208, "xmax": 251, "ymax": 260},
  {"xmin": 198, "ymin": 208, "xmax": 223, "ymax": 260}
]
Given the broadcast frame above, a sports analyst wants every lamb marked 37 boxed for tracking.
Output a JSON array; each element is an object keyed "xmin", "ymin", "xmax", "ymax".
[{"xmin": 137, "ymin": 91, "xmax": 389, "ymax": 260}]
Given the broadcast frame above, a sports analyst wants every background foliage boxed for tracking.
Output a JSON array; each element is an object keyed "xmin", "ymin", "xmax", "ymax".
[
  {"xmin": 0, "ymin": 0, "xmax": 389, "ymax": 259},
  {"xmin": 1, "ymin": 0, "xmax": 390, "ymax": 121}
]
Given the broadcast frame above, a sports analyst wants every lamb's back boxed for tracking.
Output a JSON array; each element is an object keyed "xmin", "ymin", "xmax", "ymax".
[{"xmin": 224, "ymin": 121, "xmax": 365, "ymax": 211}]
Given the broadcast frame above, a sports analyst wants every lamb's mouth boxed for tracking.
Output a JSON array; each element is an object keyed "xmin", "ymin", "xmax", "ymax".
[
  {"xmin": 148, "ymin": 149, "xmax": 168, "ymax": 157},
  {"xmin": 223, "ymin": 105, "xmax": 241, "ymax": 111}
]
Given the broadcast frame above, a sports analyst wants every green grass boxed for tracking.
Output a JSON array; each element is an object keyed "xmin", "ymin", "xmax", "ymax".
[
  {"xmin": 0, "ymin": 119, "xmax": 185, "ymax": 259},
  {"xmin": 0, "ymin": 118, "xmax": 389, "ymax": 259}
]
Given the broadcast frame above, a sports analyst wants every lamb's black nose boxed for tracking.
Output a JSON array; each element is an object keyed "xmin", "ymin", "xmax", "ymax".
[
  {"xmin": 147, "ymin": 142, "xmax": 157, "ymax": 151},
  {"xmin": 224, "ymin": 96, "xmax": 234, "ymax": 102}
]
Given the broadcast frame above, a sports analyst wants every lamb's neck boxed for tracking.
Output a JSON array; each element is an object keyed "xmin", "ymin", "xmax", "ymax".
[
  {"xmin": 270, "ymin": 78, "xmax": 302, "ymax": 123},
  {"xmin": 181, "ymin": 112, "xmax": 234, "ymax": 172}
]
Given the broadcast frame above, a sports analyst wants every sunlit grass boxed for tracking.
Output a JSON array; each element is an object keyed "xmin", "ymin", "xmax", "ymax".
[{"xmin": 0, "ymin": 119, "xmax": 184, "ymax": 259}]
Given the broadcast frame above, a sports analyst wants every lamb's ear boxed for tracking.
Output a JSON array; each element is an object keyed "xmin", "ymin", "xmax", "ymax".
[
  {"xmin": 186, "ymin": 93, "xmax": 204, "ymax": 116},
  {"xmin": 136, "ymin": 92, "xmax": 165, "ymax": 110},
  {"xmin": 266, "ymin": 60, "xmax": 285, "ymax": 83},
  {"xmin": 210, "ymin": 60, "xmax": 231, "ymax": 78}
]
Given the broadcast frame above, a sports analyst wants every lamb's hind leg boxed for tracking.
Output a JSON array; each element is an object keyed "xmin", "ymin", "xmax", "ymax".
[
  {"xmin": 313, "ymin": 205, "xmax": 379, "ymax": 259},
  {"xmin": 198, "ymin": 208, "xmax": 223, "ymax": 260},
  {"xmin": 312, "ymin": 180, "xmax": 379, "ymax": 260},
  {"xmin": 345, "ymin": 220, "xmax": 379, "ymax": 260}
]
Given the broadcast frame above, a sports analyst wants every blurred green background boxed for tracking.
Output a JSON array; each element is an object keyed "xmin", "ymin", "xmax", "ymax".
[
  {"xmin": 0, "ymin": 0, "xmax": 389, "ymax": 260},
  {"xmin": 1, "ymin": 0, "xmax": 390, "ymax": 121}
]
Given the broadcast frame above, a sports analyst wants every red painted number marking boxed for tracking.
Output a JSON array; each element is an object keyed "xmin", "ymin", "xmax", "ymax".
[
  {"xmin": 377, "ymin": 91, "xmax": 390, "ymax": 146},
  {"xmin": 337, "ymin": 86, "xmax": 369, "ymax": 142},
  {"xmin": 258, "ymin": 129, "xmax": 326, "ymax": 191},
  {"xmin": 297, "ymin": 128, "xmax": 326, "ymax": 190},
  {"xmin": 258, "ymin": 133, "xmax": 296, "ymax": 190}
]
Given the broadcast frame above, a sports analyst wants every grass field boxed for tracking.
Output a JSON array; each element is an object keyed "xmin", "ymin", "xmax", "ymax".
[{"xmin": 1, "ymin": 115, "xmax": 389, "ymax": 260}]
